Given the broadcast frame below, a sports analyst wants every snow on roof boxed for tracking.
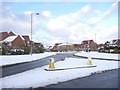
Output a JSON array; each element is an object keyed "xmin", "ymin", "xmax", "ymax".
[
  {"xmin": 109, "ymin": 40, "xmax": 117, "ymax": 45},
  {"xmin": 3, "ymin": 36, "xmax": 18, "ymax": 42},
  {"xmin": 19, "ymin": 35, "xmax": 25, "ymax": 41},
  {"xmin": 58, "ymin": 43, "xmax": 73, "ymax": 46},
  {"xmin": 3, "ymin": 35, "xmax": 25, "ymax": 42}
]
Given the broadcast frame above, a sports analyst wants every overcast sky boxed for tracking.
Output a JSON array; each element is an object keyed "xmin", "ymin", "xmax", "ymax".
[{"xmin": 1, "ymin": 1, "xmax": 118, "ymax": 46}]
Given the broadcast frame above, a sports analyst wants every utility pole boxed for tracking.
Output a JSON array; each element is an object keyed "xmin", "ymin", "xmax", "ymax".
[{"xmin": 30, "ymin": 13, "xmax": 39, "ymax": 55}]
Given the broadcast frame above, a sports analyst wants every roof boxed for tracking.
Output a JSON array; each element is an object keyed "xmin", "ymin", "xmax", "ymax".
[
  {"xmin": 9, "ymin": 31, "xmax": 16, "ymax": 36},
  {"xmin": 19, "ymin": 35, "xmax": 25, "ymax": 41},
  {"xmin": 22, "ymin": 36, "xmax": 30, "ymax": 42},
  {"xmin": 3, "ymin": 36, "xmax": 18, "ymax": 42},
  {"xmin": 82, "ymin": 40, "xmax": 94, "ymax": 44},
  {"xmin": 3, "ymin": 35, "xmax": 25, "ymax": 42},
  {"xmin": 0, "ymin": 32, "xmax": 9, "ymax": 41},
  {"xmin": 57, "ymin": 43, "xmax": 73, "ymax": 46}
]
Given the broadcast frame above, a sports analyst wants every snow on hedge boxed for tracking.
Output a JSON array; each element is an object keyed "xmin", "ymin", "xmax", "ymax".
[{"xmin": 1, "ymin": 57, "xmax": 119, "ymax": 88}]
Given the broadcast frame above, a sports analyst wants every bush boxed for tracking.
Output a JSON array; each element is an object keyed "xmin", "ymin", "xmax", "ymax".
[
  {"xmin": 38, "ymin": 47, "xmax": 45, "ymax": 53},
  {"xmin": 24, "ymin": 47, "xmax": 30, "ymax": 54},
  {"xmin": 2, "ymin": 47, "xmax": 6, "ymax": 55}
]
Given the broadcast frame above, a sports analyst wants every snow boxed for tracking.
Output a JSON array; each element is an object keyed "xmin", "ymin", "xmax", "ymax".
[
  {"xmin": 3, "ymin": 36, "xmax": 18, "ymax": 42},
  {"xmin": 75, "ymin": 51, "xmax": 119, "ymax": 60},
  {"xmin": 0, "ymin": 52, "xmax": 56, "ymax": 66},
  {"xmin": 1, "ymin": 57, "xmax": 119, "ymax": 88},
  {"xmin": 58, "ymin": 43, "xmax": 73, "ymax": 46}
]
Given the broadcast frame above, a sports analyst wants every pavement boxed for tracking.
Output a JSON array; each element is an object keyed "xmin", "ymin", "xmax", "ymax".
[{"xmin": 45, "ymin": 69, "xmax": 120, "ymax": 88}]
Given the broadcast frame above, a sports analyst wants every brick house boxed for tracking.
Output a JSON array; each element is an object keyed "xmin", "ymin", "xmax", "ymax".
[
  {"xmin": 73, "ymin": 44, "xmax": 81, "ymax": 51},
  {"xmin": 3, "ymin": 35, "xmax": 25, "ymax": 48},
  {"xmin": 0, "ymin": 32, "xmax": 9, "ymax": 41},
  {"xmin": 33, "ymin": 42, "xmax": 44, "ymax": 53},
  {"xmin": 81, "ymin": 40, "xmax": 98, "ymax": 51},
  {"xmin": 22, "ymin": 36, "xmax": 30, "ymax": 47},
  {"xmin": 1, "ymin": 31, "xmax": 45, "ymax": 54},
  {"xmin": 50, "ymin": 43, "xmax": 62, "ymax": 52},
  {"xmin": 57, "ymin": 43, "xmax": 74, "ymax": 51},
  {"xmin": 0, "ymin": 31, "xmax": 16, "ymax": 41},
  {"xmin": 2, "ymin": 35, "xmax": 25, "ymax": 54}
]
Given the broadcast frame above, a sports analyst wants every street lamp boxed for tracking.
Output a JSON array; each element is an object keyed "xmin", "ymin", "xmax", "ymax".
[{"xmin": 30, "ymin": 12, "xmax": 39, "ymax": 55}]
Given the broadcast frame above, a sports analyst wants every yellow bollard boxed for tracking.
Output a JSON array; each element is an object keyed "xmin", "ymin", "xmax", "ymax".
[
  {"xmin": 87, "ymin": 57, "xmax": 93, "ymax": 65},
  {"xmin": 50, "ymin": 61, "xmax": 55, "ymax": 68},
  {"xmin": 89, "ymin": 58, "xmax": 92, "ymax": 65},
  {"xmin": 49, "ymin": 58, "xmax": 55, "ymax": 69}
]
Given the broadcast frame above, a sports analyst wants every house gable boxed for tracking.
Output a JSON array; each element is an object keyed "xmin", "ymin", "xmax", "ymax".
[
  {"xmin": 9, "ymin": 31, "xmax": 16, "ymax": 36},
  {"xmin": 12, "ymin": 35, "xmax": 25, "ymax": 48}
]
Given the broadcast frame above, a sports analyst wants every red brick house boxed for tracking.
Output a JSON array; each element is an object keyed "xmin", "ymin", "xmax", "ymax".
[
  {"xmin": 3, "ymin": 35, "xmax": 25, "ymax": 48},
  {"xmin": 1, "ymin": 31, "xmax": 45, "ymax": 54},
  {"xmin": 50, "ymin": 43, "xmax": 62, "ymax": 52},
  {"xmin": 22, "ymin": 36, "xmax": 30, "ymax": 47},
  {"xmin": 0, "ymin": 31, "xmax": 16, "ymax": 41},
  {"xmin": 73, "ymin": 44, "xmax": 81, "ymax": 51},
  {"xmin": 0, "ymin": 32, "xmax": 9, "ymax": 41},
  {"xmin": 81, "ymin": 40, "xmax": 98, "ymax": 51}
]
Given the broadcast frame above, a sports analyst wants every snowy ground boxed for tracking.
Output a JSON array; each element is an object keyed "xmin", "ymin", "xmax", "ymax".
[
  {"xmin": 0, "ymin": 52, "xmax": 56, "ymax": 66},
  {"xmin": 1, "ymin": 57, "xmax": 119, "ymax": 88},
  {"xmin": 75, "ymin": 51, "xmax": 119, "ymax": 60}
]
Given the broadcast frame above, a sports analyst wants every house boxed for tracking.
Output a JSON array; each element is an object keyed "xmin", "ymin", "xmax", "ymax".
[
  {"xmin": 3, "ymin": 35, "xmax": 25, "ymax": 48},
  {"xmin": 105, "ymin": 39, "xmax": 120, "ymax": 48},
  {"xmin": 0, "ymin": 32, "xmax": 9, "ymax": 41},
  {"xmin": 33, "ymin": 42, "xmax": 44, "ymax": 53},
  {"xmin": 73, "ymin": 44, "xmax": 81, "ymax": 51},
  {"xmin": 98, "ymin": 44, "xmax": 104, "ymax": 49},
  {"xmin": 2, "ymin": 35, "xmax": 25, "ymax": 54},
  {"xmin": 1, "ymin": 31, "xmax": 45, "ymax": 54},
  {"xmin": 50, "ymin": 43, "xmax": 62, "ymax": 52},
  {"xmin": 33, "ymin": 42, "xmax": 43, "ymax": 48},
  {"xmin": 81, "ymin": 40, "xmax": 98, "ymax": 51},
  {"xmin": 22, "ymin": 35, "xmax": 30, "ymax": 47},
  {"xmin": 57, "ymin": 43, "xmax": 74, "ymax": 51},
  {"xmin": 0, "ymin": 31, "xmax": 16, "ymax": 41}
]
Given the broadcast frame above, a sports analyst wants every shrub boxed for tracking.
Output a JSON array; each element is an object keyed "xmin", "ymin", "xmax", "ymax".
[
  {"xmin": 38, "ymin": 47, "xmax": 45, "ymax": 53},
  {"xmin": 2, "ymin": 47, "xmax": 6, "ymax": 55},
  {"xmin": 24, "ymin": 47, "xmax": 30, "ymax": 54}
]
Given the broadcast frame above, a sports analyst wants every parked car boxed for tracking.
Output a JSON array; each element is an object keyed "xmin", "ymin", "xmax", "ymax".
[{"xmin": 10, "ymin": 49, "xmax": 24, "ymax": 55}]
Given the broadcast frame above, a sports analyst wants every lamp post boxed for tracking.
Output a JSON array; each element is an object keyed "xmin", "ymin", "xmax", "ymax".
[{"xmin": 30, "ymin": 12, "xmax": 39, "ymax": 55}]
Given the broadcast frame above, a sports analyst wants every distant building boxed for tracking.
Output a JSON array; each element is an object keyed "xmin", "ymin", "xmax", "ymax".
[
  {"xmin": 50, "ymin": 43, "xmax": 62, "ymax": 52},
  {"xmin": 98, "ymin": 44, "xmax": 104, "ymax": 49},
  {"xmin": 33, "ymin": 42, "xmax": 44, "ymax": 53},
  {"xmin": 81, "ymin": 40, "xmax": 98, "ymax": 51},
  {"xmin": 73, "ymin": 44, "xmax": 81, "ymax": 51},
  {"xmin": 57, "ymin": 43, "xmax": 74, "ymax": 51},
  {"xmin": 105, "ymin": 39, "xmax": 120, "ymax": 47}
]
